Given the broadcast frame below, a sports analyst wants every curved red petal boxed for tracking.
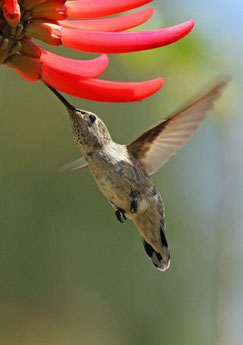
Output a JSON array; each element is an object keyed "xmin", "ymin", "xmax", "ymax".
[
  {"xmin": 66, "ymin": 0, "xmax": 153, "ymax": 19},
  {"xmin": 40, "ymin": 50, "xmax": 109, "ymax": 79},
  {"xmin": 59, "ymin": 7, "xmax": 154, "ymax": 32},
  {"xmin": 42, "ymin": 77, "xmax": 163, "ymax": 102},
  {"xmin": 61, "ymin": 20, "xmax": 195, "ymax": 54}
]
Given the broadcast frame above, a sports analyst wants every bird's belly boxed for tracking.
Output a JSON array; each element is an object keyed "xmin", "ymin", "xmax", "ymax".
[
  {"xmin": 87, "ymin": 151, "xmax": 154, "ymax": 216},
  {"xmin": 95, "ymin": 173, "xmax": 132, "ymax": 212},
  {"xmin": 94, "ymin": 173, "xmax": 155, "ymax": 222}
]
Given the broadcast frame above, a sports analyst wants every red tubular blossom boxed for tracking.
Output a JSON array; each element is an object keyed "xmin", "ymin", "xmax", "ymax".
[
  {"xmin": 31, "ymin": 0, "xmax": 67, "ymax": 20},
  {"xmin": 61, "ymin": 20, "xmax": 195, "ymax": 54},
  {"xmin": 7, "ymin": 54, "xmax": 42, "ymax": 81},
  {"xmin": 59, "ymin": 7, "xmax": 154, "ymax": 32},
  {"xmin": 4, "ymin": 0, "xmax": 17, "ymax": 12},
  {"xmin": 66, "ymin": 0, "xmax": 152, "ymax": 20},
  {"xmin": 1, "ymin": 0, "xmax": 195, "ymax": 103},
  {"xmin": 3, "ymin": 0, "xmax": 20, "ymax": 26},
  {"xmin": 26, "ymin": 22, "xmax": 62, "ymax": 45},
  {"xmin": 23, "ymin": 0, "xmax": 46, "ymax": 11},
  {"xmin": 40, "ymin": 50, "xmax": 109, "ymax": 79},
  {"xmin": 42, "ymin": 75, "xmax": 164, "ymax": 102},
  {"xmin": 20, "ymin": 39, "xmax": 42, "ymax": 59}
]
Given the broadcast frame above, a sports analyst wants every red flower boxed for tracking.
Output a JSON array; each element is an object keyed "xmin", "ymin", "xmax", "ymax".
[{"xmin": 0, "ymin": 0, "xmax": 194, "ymax": 102}]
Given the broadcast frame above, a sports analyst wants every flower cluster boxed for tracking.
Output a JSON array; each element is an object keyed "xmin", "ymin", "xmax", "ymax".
[{"xmin": 0, "ymin": 0, "xmax": 194, "ymax": 102}]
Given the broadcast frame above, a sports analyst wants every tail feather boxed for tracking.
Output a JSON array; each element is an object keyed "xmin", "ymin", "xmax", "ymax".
[
  {"xmin": 142, "ymin": 226, "xmax": 170, "ymax": 271},
  {"xmin": 160, "ymin": 228, "xmax": 168, "ymax": 248}
]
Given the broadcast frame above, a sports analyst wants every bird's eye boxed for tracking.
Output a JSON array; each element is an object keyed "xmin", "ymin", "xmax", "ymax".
[{"xmin": 89, "ymin": 114, "xmax": 96, "ymax": 124}]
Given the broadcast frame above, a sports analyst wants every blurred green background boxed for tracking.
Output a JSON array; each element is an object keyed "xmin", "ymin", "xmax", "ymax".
[{"xmin": 0, "ymin": 1, "xmax": 242, "ymax": 345}]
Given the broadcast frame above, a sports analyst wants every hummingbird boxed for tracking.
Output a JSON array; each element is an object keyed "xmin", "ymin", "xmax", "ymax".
[{"xmin": 47, "ymin": 78, "xmax": 229, "ymax": 271}]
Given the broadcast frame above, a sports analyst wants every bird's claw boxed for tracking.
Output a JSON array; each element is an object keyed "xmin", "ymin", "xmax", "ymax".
[
  {"xmin": 115, "ymin": 208, "xmax": 127, "ymax": 223},
  {"xmin": 130, "ymin": 191, "xmax": 138, "ymax": 213}
]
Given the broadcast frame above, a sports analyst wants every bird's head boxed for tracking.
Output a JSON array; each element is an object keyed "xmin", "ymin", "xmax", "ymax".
[{"xmin": 47, "ymin": 86, "xmax": 112, "ymax": 154}]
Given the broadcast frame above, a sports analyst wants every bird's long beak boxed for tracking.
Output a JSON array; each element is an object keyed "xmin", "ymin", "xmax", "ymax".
[{"xmin": 45, "ymin": 84, "xmax": 77, "ymax": 114}]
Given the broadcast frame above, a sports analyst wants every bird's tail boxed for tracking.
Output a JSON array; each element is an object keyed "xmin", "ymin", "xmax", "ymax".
[{"xmin": 142, "ymin": 227, "xmax": 170, "ymax": 271}]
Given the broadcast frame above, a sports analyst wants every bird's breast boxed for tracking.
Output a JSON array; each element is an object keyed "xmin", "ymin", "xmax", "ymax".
[{"xmin": 87, "ymin": 145, "xmax": 154, "ymax": 213}]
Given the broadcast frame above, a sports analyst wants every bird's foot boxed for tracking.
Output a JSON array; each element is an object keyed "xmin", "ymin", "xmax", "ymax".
[
  {"xmin": 130, "ymin": 191, "xmax": 139, "ymax": 213},
  {"xmin": 115, "ymin": 208, "xmax": 127, "ymax": 223}
]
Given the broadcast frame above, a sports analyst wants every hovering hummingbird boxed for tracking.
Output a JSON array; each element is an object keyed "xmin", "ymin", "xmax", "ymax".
[{"xmin": 47, "ymin": 78, "xmax": 229, "ymax": 271}]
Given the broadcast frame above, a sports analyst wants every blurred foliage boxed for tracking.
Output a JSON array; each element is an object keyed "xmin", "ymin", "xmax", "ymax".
[{"xmin": 0, "ymin": 2, "xmax": 239, "ymax": 345}]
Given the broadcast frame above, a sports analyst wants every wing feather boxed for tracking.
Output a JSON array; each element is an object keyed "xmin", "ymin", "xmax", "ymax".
[{"xmin": 128, "ymin": 78, "xmax": 230, "ymax": 174}]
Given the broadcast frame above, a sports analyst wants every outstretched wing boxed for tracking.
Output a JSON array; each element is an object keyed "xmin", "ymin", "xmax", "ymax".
[
  {"xmin": 127, "ymin": 78, "xmax": 229, "ymax": 175},
  {"xmin": 57, "ymin": 156, "xmax": 88, "ymax": 173}
]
